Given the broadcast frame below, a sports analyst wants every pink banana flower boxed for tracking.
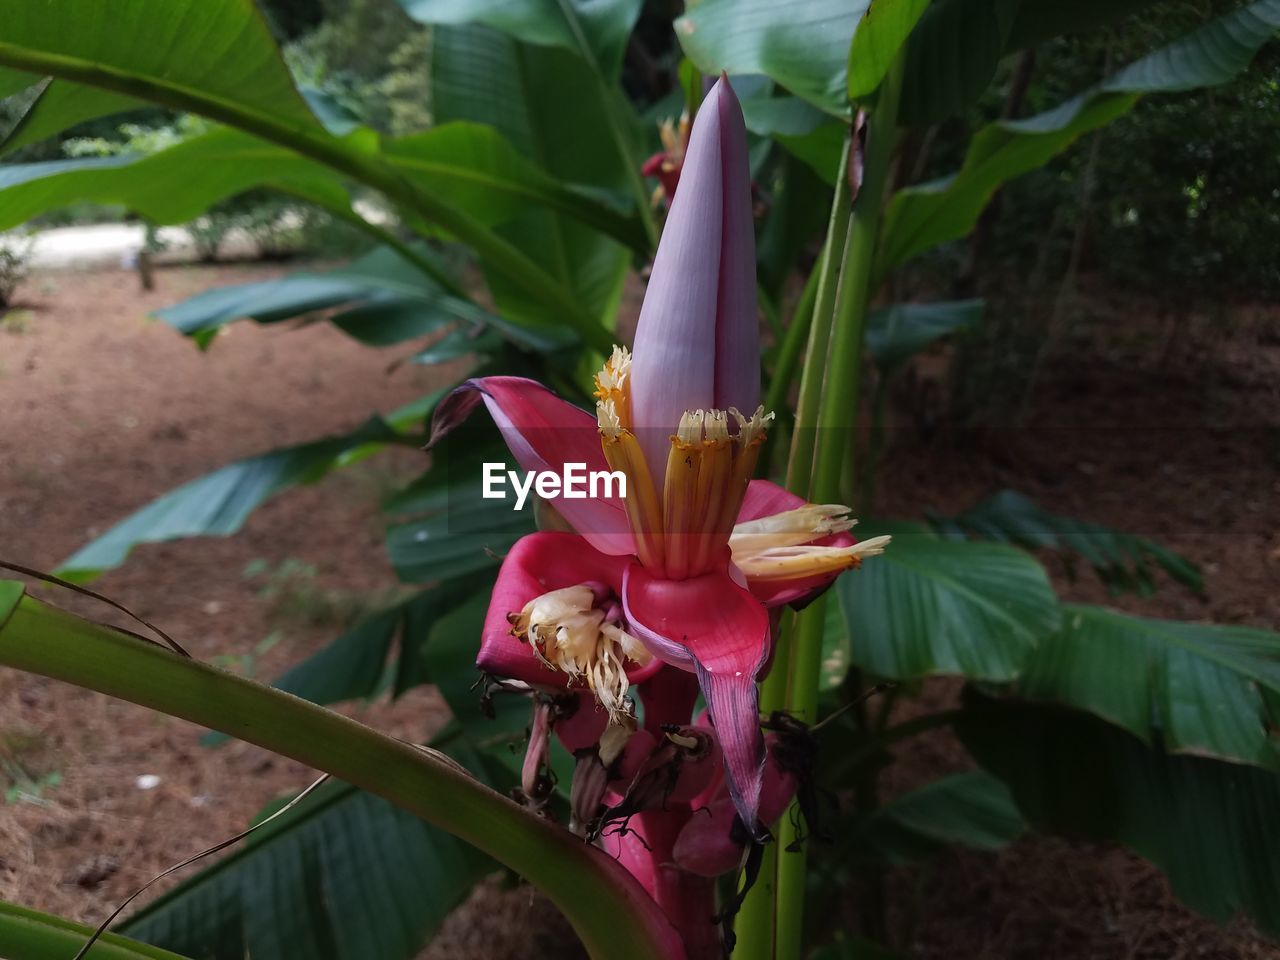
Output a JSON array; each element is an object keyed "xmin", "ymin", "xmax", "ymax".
[
  {"xmin": 431, "ymin": 77, "xmax": 888, "ymax": 838},
  {"xmin": 642, "ymin": 111, "xmax": 691, "ymax": 208}
]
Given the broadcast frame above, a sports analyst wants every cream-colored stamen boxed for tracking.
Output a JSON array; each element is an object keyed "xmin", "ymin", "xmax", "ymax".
[
  {"xmin": 509, "ymin": 585, "xmax": 652, "ymax": 723},
  {"xmin": 676, "ymin": 409, "xmax": 707, "ymax": 445},
  {"xmin": 731, "ymin": 504, "xmax": 858, "ymax": 552},
  {"xmin": 732, "ymin": 535, "xmax": 892, "ymax": 582},
  {"xmin": 658, "ymin": 112, "xmax": 690, "ymax": 161},
  {"xmin": 729, "ymin": 405, "xmax": 775, "ymax": 446},
  {"xmin": 594, "ymin": 346, "xmax": 666, "ymax": 571},
  {"xmin": 594, "ymin": 346, "xmax": 633, "ymax": 430},
  {"xmin": 704, "ymin": 408, "xmax": 730, "ymax": 442},
  {"xmin": 597, "ymin": 397, "xmax": 625, "ymax": 439}
]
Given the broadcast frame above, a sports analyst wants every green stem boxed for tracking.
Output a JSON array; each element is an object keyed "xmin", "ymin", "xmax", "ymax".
[
  {"xmin": 762, "ymin": 260, "xmax": 822, "ymax": 421},
  {"xmin": 776, "ymin": 56, "xmax": 908, "ymax": 960},
  {"xmin": 785, "ymin": 148, "xmax": 853, "ymax": 496},
  {"xmin": 0, "ymin": 900, "xmax": 189, "ymax": 960},
  {"xmin": 809, "ymin": 85, "xmax": 903, "ymax": 507},
  {"xmin": 549, "ymin": 0, "xmax": 658, "ymax": 251},
  {"xmin": 0, "ymin": 597, "xmax": 683, "ymax": 960},
  {"xmin": 771, "ymin": 600, "xmax": 827, "ymax": 956},
  {"xmin": 0, "ymin": 43, "xmax": 613, "ymax": 352}
]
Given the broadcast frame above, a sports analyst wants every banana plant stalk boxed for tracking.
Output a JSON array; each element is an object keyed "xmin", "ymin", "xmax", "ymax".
[{"xmin": 773, "ymin": 55, "xmax": 909, "ymax": 960}]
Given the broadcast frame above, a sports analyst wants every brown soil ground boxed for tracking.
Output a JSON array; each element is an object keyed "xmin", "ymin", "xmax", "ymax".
[{"xmin": 0, "ymin": 265, "xmax": 1276, "ymax": 959}]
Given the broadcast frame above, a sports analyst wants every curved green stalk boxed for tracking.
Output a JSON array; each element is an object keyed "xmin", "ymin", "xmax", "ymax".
[
  {"xmin": 784, "ymin": 146, "xmax": 853, "ymax": 496},
  {"xmin": 0, "ymin": 42, "xmax": 613, "ymax": 352},
  {"xmin": 0, "ymin": 596, "xmax": 684, "ymax": 960},
  {"xmin": 0, "ymin": 900, "xmax": 190, "ymax": 960}
]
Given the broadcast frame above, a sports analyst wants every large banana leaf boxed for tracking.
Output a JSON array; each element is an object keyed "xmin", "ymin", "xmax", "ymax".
[
  {"xmin": 0, "ymin": 900, "xmax": 190, "ymax": 960},
  {"xmin": 385, "ymin": 124, "xmax": 646, "ymax": 248},
  {"xmin": 896, "ymin": 0, "xmax": 1015, "ymax": 126},
  {"xmin": 432, "ymin": 25, "xmax": 632, "ymax": 332},
  {"xmin": 847, "ymin": 0, "xmax": 931, "ymax": 100},
  {"xmin": 0, "ymin": 122, "xmax": 644, "ymax": 251},
  {"xmin": 120, "ymin": 774, "xmax": 494, "ymax": 960},
  {"xmin": 56, "ymin": 391, "xmax": 446, "ymax": 582},
  {"xmin": 854, "ymin": 771, "xmax": 1027, "ymax": 864},
  {"xmin": 959, "ymin": 690, "xmax": 1280, "ymax": 935},
  {"xmin": 0, "ymin": 0, "xmax": 322, "ymax": 143},
  {"xmin": 153, "ymin": 244, "xmax": 573, "ymax": 358},
  {"xmin": 878, "ymin": 0, "xmax": 1280, "ymax": 276},
  {"xmin": 400, "ymin": 0, "xmax": 642, "ymax": 79},
  {"xmin": 156, "ymin": 245, "xmax": 470, "ymax": 342},
  {"xmin": 928, "ymin": 489, "xmax": 1203, "ymax": 596},
  {"xmin": 386, "ymin": 486, "xmax": 534, "ymax": 585},
  {"xmin": 740, "ymin": 96, "xmax": 846, "ymax": 186},
  {"xmin": 676, "ymin": 0, "xmax": 868, "ymax": 115},
  {"xmin": 836, "ymin": 522, "xmax": 1060, "ymax": 681},
  {"xmin": 864, "ymin": 299, "xmax": 984, "ymax": 372},
  {"xmin": 266, "ymin": 575, "xmax": 490, "ymax": 707},
  {"xmin": 0, "ymin": 128, "xmax": 345, "ymax": 231},
  {"xmin": 0, "ymin": 0, "xmax": 616, "ymax": 349},
  {"xmin": 1017, "ymin": 605, "xmax": 1280, "ymax": 769}
]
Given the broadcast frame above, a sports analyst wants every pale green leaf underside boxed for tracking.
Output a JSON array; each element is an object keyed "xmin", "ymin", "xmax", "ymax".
[
  {"xmin": 1020, "ymin": 605, "xmax": 1280, "ymax": 769},
  {"xmin": 676, "ymin": 0, "xmax": 869, "ymax": 114},
  {"xmin": 0, "ymin": 0, "xmax": 322, "ymax": 134},
  {"xmin": 847, "ymin": 0, "xmax": 930, "ymax": 99}
]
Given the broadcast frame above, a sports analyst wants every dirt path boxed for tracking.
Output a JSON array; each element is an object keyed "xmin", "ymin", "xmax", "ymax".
[
  {"xmin": 0, "ymin": 264, "xmax": 451, "ymax": 923},
  {"xmin": 0, "ymin": 266, "xmax": 1277, "ymax": 957}
]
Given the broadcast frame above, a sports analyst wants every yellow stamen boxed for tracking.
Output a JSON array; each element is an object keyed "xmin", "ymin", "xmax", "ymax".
[
  {"xmin": 600, "ymin": 424, "xmax": 666, "ymax": 573},
  {"xmin": 663, "ymin": 411, "xmax": 706, "ymax": 579},
  {"xmin": 685, "ymin": 410, "xmax": 732, "ymax": 573},
  {"xmin": 710, "ymin": 407, "xmax": 772, "ymax": 544}
]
